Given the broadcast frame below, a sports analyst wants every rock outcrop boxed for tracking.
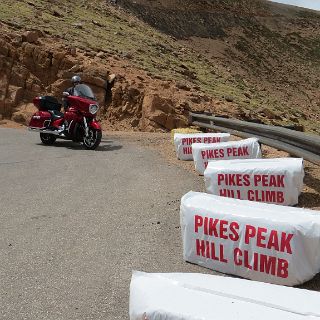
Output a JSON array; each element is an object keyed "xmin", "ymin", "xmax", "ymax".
[{"xmin": 0, "ymin": 27, "xmax": 216, "ymax": 131}]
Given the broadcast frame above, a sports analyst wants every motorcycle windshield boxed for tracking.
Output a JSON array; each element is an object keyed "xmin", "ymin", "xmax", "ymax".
[{"xmin": 73, "ymin": 84, "xmax": 96, "ymax": 100}]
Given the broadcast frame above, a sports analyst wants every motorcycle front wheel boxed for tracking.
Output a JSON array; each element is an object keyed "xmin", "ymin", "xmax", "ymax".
[
  {"xmin": 40, "ymin": 133, "xmax": 57, "ymax": 145},
  {"xmin": 83, "ymin": 128, "xmax": 102, "ymax": 150}
]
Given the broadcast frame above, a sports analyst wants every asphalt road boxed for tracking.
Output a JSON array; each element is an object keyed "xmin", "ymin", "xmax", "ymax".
[{"xmin": 0, "ymin": 128, "xmax": 208, "ymax": 320}]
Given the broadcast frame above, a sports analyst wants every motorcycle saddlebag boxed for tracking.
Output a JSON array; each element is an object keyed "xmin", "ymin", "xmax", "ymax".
[{"xmin": 29, "ymin": 111, "xmax": 51, "ymax": 129}]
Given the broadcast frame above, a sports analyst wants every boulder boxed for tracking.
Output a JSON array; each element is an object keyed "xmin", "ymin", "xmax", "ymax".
[
  {"xmin": 11, "ymin": 102, "xmax": 37, "ymax": 124},
  {"xmin": 22, "ymin": 31, "xmax": 39, "ymax": 44}
]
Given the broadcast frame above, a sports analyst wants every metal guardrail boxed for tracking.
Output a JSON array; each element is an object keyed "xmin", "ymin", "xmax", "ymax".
[{"xmin": 189, "ymin": 112, "xmax": 320, "ymax": 165}]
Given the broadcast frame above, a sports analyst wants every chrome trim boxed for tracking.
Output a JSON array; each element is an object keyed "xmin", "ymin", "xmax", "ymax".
[
  {"xmin": 83, "ymin": 117, "xmax": 89, "ymax": 137},
  {"xmin": 67, "ymin": 120, "xmax": 73, "ymax": 134},
  {"xmin": 28, "ymin": 127, "xmax": 65, "ymax": 137}
]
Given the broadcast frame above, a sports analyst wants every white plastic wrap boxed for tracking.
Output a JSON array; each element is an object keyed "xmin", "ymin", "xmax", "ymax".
[
  {"xmin": 180, "ymin": 191, "xmax": 320, "ymax": 286},
  {"xmin": 129, "ymin": 271, "xmax": 320, "ymax": 320},
  {"xmin": 204, "ymin": 158, "xmax": 304, "ymax": 206},
  {"xmin": 174, "ymin": 133, "xmax": 230, "ymax": 160},
  {"xmin": 192, "ymin": 138, "xmax": 261, "ymax": 175}
]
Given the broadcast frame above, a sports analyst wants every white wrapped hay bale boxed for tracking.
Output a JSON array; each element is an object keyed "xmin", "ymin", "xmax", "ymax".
[
  {"xmin": 180, "ymin": 191, "xmax": 320, "ymax": 286},
  {"xmin": 129, "ymin": 271, "xmax": 320, "ymax": 320},
  {"xmin": 192, "ymin": 138, "xmax": 261, "ymax": 175},
  {"xmin": 174, "ymin": 132, "xmax": 230, "ymax": 160},
  {"xmin": 204, "ymin": 158, "xmax": 304, "ymax": 206},
  {"xmin": 171, "ymin": 128, "xmax": 201, "ymax": 143}
]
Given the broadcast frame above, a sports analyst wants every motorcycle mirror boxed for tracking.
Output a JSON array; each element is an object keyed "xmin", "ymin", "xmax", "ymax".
[{"xmin": 63, "ymin": 92, "xmax": 70, "ymax": 97}]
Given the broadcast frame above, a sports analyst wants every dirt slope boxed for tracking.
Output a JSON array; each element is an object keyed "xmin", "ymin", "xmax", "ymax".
[{"xmin": 0, "ymin": 0, "xmax": 320, "ymax": 133}]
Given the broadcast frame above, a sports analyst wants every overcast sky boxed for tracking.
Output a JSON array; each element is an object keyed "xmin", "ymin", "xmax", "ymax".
[{"xmin": 268, "ymin": 0, "xmax": 320, "ymax": 11}]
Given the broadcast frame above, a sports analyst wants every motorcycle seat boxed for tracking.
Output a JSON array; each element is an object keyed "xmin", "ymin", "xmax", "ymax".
[{"xmin": 48, "ymin": 110, "xmax": 64, "ymax": 120}]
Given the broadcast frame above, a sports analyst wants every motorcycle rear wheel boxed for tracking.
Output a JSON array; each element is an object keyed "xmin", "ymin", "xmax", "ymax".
[
  {"xmin": 40, "ymin": 133, "xmax": 57, "ymax": 145},
  {"xmin": 83, "ymin": 128, "xmax": 102, "ymax": 150}
]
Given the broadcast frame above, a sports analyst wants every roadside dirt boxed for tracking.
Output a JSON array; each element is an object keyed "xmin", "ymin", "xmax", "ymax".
[{"xmin": 0, "ymin": 120, "xmax": 25, "ymax": 129}]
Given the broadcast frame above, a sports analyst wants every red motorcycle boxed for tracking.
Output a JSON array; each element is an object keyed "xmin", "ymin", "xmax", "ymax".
[{"xmin": 29, "ymin": 84, "xmax": 102, "ymax": 150}]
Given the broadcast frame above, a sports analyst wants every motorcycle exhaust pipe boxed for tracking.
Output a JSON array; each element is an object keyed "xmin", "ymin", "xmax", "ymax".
[{"xmin": 28, "ymin": 127, "xmax": 65, "ymax": 137}]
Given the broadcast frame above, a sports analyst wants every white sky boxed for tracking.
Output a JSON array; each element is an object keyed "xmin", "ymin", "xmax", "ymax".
[{"xmin": 268, "ymin": 0, "xmax": 320, "ymax": 11}]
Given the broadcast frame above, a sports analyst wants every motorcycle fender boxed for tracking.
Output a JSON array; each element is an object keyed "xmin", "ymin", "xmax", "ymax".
[
  {"xmin": 29, "ymin": 111, "xmax": 51, "ymax": 128},
  {"xmin": 89, "ymin": 120, "xmax": 101, "ymax": 130}
]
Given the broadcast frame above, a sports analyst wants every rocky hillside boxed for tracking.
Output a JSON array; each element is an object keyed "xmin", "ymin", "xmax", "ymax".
[{"xmin": 1, "ymin": 0, "xmax": 320, "ymax": 133}]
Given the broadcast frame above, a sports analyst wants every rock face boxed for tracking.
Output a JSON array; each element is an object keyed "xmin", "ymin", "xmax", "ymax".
[
  {"xmin": 0, "ymin": 29, "xmax": 75, "ymax": 123},
  {"xmin": 0, "ymin": 27, "xmax": 215, "ymax": 131},
  {"xmin": 104, "ymin": 82, "xmax": 191, "ymax": 131},
  {"xmin": 0, "ymin": 29, "xmax": 115, "ymax": 126}
]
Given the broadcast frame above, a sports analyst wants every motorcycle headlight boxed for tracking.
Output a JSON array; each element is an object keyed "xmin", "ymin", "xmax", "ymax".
[{"xmin": 89, "ymin": 104, "xmax": 99, "ymax": 115}]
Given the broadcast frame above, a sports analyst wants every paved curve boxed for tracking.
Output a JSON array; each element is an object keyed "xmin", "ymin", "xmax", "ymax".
[
  {"xmin": 2, "ymin": 128, "xmax": 320, "ymax": 320},
  {"xmin": 0, "ymin": 128, "xmax": 209, "ymax": 320}
]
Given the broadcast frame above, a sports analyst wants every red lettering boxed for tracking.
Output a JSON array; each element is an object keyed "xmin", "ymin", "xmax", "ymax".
[
  {"xmin": 219, "ymin": 189, "xmax": 227, "ymax": 197},
  {"xmin": 267, "ymin": 230, "xmax": 279, "ymax": 251},
  {"xmin": 219, "ymin": 220, "xmax": 228, "ymax": 239},
  {"xmin": 260, "ymin": 254, "xmax": 277, "ymax": 276},
  {"xmin": 234, "ymin": 248, "xmax": 289, "ymax": 279},
  {"xmin": 236, "ymin": 174, "xmax": 242, "ymax": 186},
  {"xmin": 244, "ymin": 250, "xmax": 252, "ymax": 270},
  {"xmin": 262, "ymin": 175, "xmax": 268, "ymax": 187},
  {"xmin": 253, "ymin": 252, "xmax": 259, "ymax": 271},
  {"xmin": 210, "ymin": 242, "xmax": 219, "ymax": 260},
  {"xmin": 277, "ymin": 258, "xmax": 289, "ymax": 278},
  {"xmin": 208, "ymin": 218, "xmax": 219, "ymax": 237},
  {"xmin": 280, "ymin": 232, "xmax": 294, "ymax": 254},
  {"xmin": 194, "ymin": 215, "xmax": 203, "ymax": 233},
  {"xmin": 220, "ymin": 244, "xmax": 228, "ymax": 263},
  {"xmin": 245, "ymin": 225, "xmax": 256, "ymax": 244},
  {"xmin": 243, "ymin": 174, "xmax": 250, "ymax": 186},
  {"xmin": 205, "ymin": 241, "xmax": 210, "ymax": 258},
  {"xmin": 196, "ymin": 239, "xmax": 228, "ymax": 263},
  {"xmin": 277, "ymin": 192, "xmax": 284, "ymax": 203},
  {"xmin": 265, "ymin": 190, "xmax": 276, "ymax": 203},
  {"xmin": 254, "ymin": 175, "xmax": 262, "ymax": 186},
  {"xmin": 204, "ymin": 217, "xmax": 209, "ymax": 235},
  {"xmin": 196, "ymin": 239, "xmax": 205, "ymax": 256},
  {"xmin": 228, "ymin": 174, "xmax": 236, "ymax": 186},
  {"xmin": 234, "ymin": 248, "xmax": 242, "ymax": 265},
  {"xmin": 270, "ymin": 175, "xmax": 277, "ymax": 187},
  {"xmin": 278, "ymin": 175, "xmax": 285, "ymax": 188},
  {"xmin": 256, "ymin": 227, "xmax": 267, "ymax": 248},
  {"xmin": 217, "ymin": 174, "xmax": 224, "ymax": 185},
  {"xmin": 229, "ymin": 222, "xmax": 239, "ymax": 241}
]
